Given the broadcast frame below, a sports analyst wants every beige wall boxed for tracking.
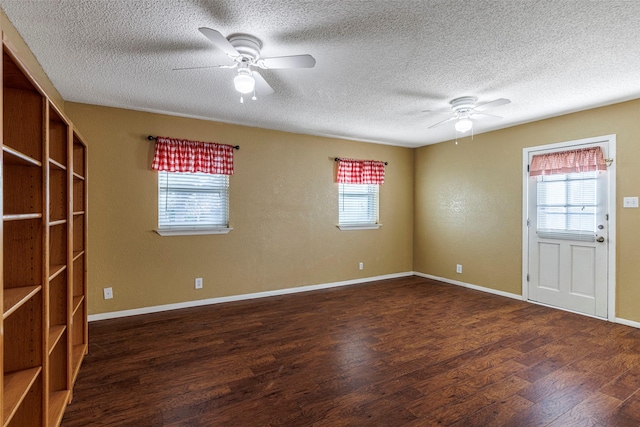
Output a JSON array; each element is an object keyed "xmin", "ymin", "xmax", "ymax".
[
  {"xmin": 65, "ymin": 103, "xmax": 414, "ymax": 315},
  {"xmin": 414, "ymin": 99, "xmax": 640, "ymax": 322}
]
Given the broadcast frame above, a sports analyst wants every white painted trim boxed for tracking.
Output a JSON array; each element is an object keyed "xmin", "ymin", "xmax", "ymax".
[
  {"xmin": 337, "ymin": 224, "xmax": 382, "ymax": 230},
  {"xmin": 88, "ymin": 271, "xmax": 413, "ymax": 322},
  {"xmin": 606, "ymin": 137, "xmax": 617, "ymax": 322},
  {"xmin": 522, "ymin": 149, "xmax": 530, "ymax": 302},
  {"xmin": 615, "ymin": 317, "xmax": 640, "ymax": 329},
  {"xmin": 524, "ymin": 134, "xmax": 616, "ymax": 153},
  {"xmin": 413, "ymin": 272, "xmax": 523, "ymax": 301},
  {"xmin": 154, "ymin": 227, "xmax": 232, "ymax": 236},
  {"xmin": 522, "ymin": 134, "xmax": 617, "ymax": 321}
]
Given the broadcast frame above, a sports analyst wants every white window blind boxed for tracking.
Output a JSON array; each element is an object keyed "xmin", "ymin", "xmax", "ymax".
[
  {"xmin": 158, "ymin": 171, "xmax": 229, "ymax": 230},
  {"xmin": 536, "ymin": 171, "xmax": 597, "ymax": 241},
  {"xmin": 339, "ymin": 183, "xmax": 379, "ymax": 225}
]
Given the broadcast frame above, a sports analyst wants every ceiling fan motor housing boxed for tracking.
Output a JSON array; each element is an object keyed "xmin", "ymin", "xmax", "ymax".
[
  {"xmin": 450, "ymin": 96, "xmax": 477, "ymax": 112},
  {"xmin": 228, "ymin": 34, "xmax": 262, "ymax": 61},
  {"xmin": 450, "ymin": 96, "xmax": 478, "ymax": 119}
]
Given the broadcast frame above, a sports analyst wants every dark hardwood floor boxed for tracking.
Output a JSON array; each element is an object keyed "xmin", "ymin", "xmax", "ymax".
[{"xmin": 62, "ymin": 276, "xmax": 640, "ymax": 426}]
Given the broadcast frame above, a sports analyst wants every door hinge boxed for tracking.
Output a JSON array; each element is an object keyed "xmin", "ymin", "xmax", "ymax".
[
  {"xmin": 527, "ymin": 218, "xmax": 530, "ymax": 227},
  {"xmin": 527, "ymin": 164, "xmax": 530, "ymax": 172},
  {"xmin": 526, "ymin": 274, "xmax": 530, "ymax": 282},
  {"xmin": 606, "ymin": 213, "xmax": 609, "ymax": 221}
]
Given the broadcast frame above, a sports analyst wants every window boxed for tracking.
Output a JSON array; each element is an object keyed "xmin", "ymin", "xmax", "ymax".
[
  {"xmin": 338, "ymin": 183, "xmax": 380, "ymax": 230},
  {"xmin": 335, "ymin": 157, "xmax": 384, "ymax": 230},
  {"xmin": 536, "ymin": 170, "xmax": 597, "ymax": 241},
  {"xmin": 156, "ymin": 171, "xmax": 230, "ymax": 236}
]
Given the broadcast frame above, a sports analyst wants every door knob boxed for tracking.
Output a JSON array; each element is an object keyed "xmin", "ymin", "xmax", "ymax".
[{"xmin": 596, "ymin": 236, "xmax": 605, "ymax": 242}]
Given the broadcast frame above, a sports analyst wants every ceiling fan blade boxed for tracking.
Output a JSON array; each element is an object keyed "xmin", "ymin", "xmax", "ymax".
[
  {"xmin": 428, "ymin": 116, "xmax": 456, "ymax": 129},
  {"xmin": 422, "ymin": 107, "xmax": 452, "ymax": 115},
  {"xmin": 471, "ymin": 111, "xmax": 502, "ymax": 119},
  {"xmin": 172, "ymin": 64, "xmax": 237, "ymax": 71},
  {"xmin": 474, "ymin": 98, "xmax": 511, "ymax": 112},
  {"xmin": 198, "ymin": 27, "xmax": 239, "ymax": 57},
  {"xmin": 260, "ymin": 54, "xmax": 316, "ymax": 69},
  {"xmin": 252, "ymin": 71, "xmax": 274, "ymax": 95}
]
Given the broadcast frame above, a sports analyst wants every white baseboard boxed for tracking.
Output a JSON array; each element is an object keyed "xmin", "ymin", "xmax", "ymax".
[
  {"xmin": 88, "ymin": 271, "xmax": 414, "ymax": 322},
  {"xmin": 89, "ymin": 271, "xmax": 640, "ymax": 330},
  {"xmin": 413, "ymin": 272, "xmax": 523, "ymax": 301},
  {"xmin": 414, "ymin": 272, "xmax": 640, "ymax": 330},
  {"xmin": 615, "ymin": 317, "xmax": 640, "ymax": 329}
]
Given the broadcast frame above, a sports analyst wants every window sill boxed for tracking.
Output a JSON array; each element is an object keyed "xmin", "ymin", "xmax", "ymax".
[
  {"xmin": 154, "ymin": 227, "xmax": 233, "ymax": 236},
  {"xmin": 337, "ymin": 224, "xmax": 382, "ymax": 231}
]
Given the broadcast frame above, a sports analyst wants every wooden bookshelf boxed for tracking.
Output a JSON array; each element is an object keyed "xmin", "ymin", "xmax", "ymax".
[
  {"xmin": 72, "ymin": 296, "xmax": 84, "ymax": 315},
  {"xmin": 71, "ymin": 344, "xmax": 87, "ymax": 384},
  {"xmin": 3, "ymin": 367, "xmax": 42, "ymax": 426},
  {"xmin": 48, "ymin": 265, "xmax": 66, "ymax": 281},
  {"xmin": 3, "ymin": 146, "xmax": 42, "ymax": 167},
  {"xmin": 3, "ymin": 285, "xmax": 41, "ymax": 319},
  {"xmin": 47, "ymin": 390, "xmax": 69, "ymax": 427},
  {"xmin": 3, "ymin": 158, "xmax": 42, "ymax": 217},
  {"xmin": 70, "ymin": 132, "xmax": 88, "ymax": 392},
  {"xmin": 47, "ymin": 326, "xmax": 66, "ymax": 355},
  {"xmin": 2, "ymin": 40, "xmax": 88, "ymax": 426}
]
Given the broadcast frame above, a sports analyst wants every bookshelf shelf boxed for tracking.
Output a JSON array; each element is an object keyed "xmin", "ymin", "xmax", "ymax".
[
  {"xmin": 3, "ymin": 285, "xmax": 41, "ymax": 320},
  {"xmin": 3, "ymin": 367, "xmax": 42, "ymax": 426}
]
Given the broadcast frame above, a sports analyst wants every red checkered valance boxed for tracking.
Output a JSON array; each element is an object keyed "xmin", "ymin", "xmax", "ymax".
[
  {"xmin": 151, "ymin": 136, "xmax": 234, "ymax": 175},
  {"xmin": 530, "ymin": 146, "xmax": 606, "ymax": 177},
  {"xmin": 336, "ymin": 158, "xmax": 385, "ymax": 185}
]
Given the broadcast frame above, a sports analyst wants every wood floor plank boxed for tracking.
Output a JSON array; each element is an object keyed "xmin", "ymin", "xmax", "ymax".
[
  {"xmin": 517, "ymin": 365, "xmax": 610, "ymax": 405},
  {"xmin": 604, "ymin": 392, "xmax": 640, "ymax": 426},
  {"xmin": 547, "ymin": 391, "xmax": 623, "ymax": 427},
  {"xmin": 61, "ymin": 276, "xmax": 640, "ymax": 426},
  {"xmin": 413, "ymin": 374, "xmax": 532, "ymax": 425},
  {"xmin": 450, "ymin": 394, "xmax": 535, "ymax": 427},
  {"xmin": 600, "ymin": 370, "xmax": 640, "ymax": 400}
]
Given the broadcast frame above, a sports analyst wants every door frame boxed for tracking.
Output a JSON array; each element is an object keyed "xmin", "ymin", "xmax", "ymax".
[{"xmin": 522, "ymin": 134, "xmax": 617, "ymax": 321}]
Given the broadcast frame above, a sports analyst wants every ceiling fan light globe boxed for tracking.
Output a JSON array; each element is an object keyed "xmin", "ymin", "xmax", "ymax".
[
  {"xmin": 455, "ymin": 118, "xmax": 473, "ymax": 133},
  {"xmin": 234, "ymin": 74, "xmax": 255, "ymax": 94}
]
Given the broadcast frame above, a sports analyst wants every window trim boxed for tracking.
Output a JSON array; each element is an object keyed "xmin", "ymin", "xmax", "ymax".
[
  {"xmin": 337, "ymin": 223, "xmax": 382, "ymax": 231},
  {"xmin": 154, "ymin": 227, "xmax": 232, "ymax": 237}
]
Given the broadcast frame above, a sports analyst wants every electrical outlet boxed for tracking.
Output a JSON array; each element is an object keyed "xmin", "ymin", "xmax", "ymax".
[
  {"xmin": 359, "ymin": 262, "xmax": 364, "ymax": 270},
  {"xmin": 103, "ymin": 287, "xmax": 113, "ymax": 300},
  {"xmin": 195, "ymin": 277, "xmax": 203, "ymax": 289},
  {"xmin": 456, "ymin": 264, "xmax": 462, "ymax": 274},
  {"xmin": 623, "ymin": 196, "xmax": 639, "ymax": 208}
]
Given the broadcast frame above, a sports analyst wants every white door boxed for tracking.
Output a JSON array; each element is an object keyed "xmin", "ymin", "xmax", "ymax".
[{"xmin": 526, "ymin": 140, "xmax": 611, "ymax": 318}]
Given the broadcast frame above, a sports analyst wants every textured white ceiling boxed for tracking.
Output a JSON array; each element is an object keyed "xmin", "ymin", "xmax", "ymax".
[{"xmin": 2, "ymin": 1, "xmax": 640, "ymax": 147}]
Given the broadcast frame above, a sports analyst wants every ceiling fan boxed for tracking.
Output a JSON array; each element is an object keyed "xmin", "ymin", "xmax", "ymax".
[
  {"xmin": 174, "ymin": 28, "xmax": 316, "ymax": 102},
  {"xmin": 427, "ymin": 96, "xmax": 511, "ymax": 133}
]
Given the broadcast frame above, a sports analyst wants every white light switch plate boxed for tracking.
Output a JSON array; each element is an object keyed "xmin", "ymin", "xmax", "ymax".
[{"xmin": 623, "ymin": 197, "xmax": 639, "ymax": 208}]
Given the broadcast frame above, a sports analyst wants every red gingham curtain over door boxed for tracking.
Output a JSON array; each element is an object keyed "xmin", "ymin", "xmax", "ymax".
[
  {"xmin": 151, "ymin": 136, "xmax": 234, "ymax": 175},
  {"xmin": 530, "ymin": 146, "xmax": 606, "ymax": 177},
  {"xmin": 337, "ymin": 158, "xmax": 385, "ymax": 184}
]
